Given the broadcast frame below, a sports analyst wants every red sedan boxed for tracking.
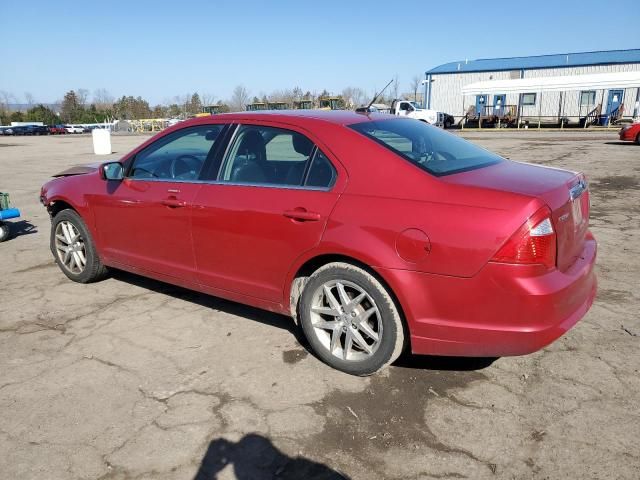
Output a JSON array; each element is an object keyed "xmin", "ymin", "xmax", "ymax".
[
  {"xmin": 619, "ymin": 123, "xmax": 640, "ymax": 144},
  {"xmin": 40, "ymin": 111, "xmax": 597, "ymax": 375}
]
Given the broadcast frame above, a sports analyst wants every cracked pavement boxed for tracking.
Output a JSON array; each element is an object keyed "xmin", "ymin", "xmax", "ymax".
[{"xmin": 0, "ymin": 130, "xmax": 638, "ymax": 479}]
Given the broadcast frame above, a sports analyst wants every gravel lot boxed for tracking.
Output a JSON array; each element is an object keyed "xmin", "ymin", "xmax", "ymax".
[{"xmin": 0, "ymin": 129, "xmax": 638, "ymax": 480}]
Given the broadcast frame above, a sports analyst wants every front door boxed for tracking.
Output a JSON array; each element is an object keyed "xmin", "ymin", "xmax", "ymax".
[
  {"xmin": 191, "ymin": 123, "xmax": 344, "ymax": 303},
  {"xmin": 91, "ymin": 124, "xmax": 224, "ymax": 280},
  {"xmin": 606, "ymin": 89, "xmax": 624, "ymax": 115}
]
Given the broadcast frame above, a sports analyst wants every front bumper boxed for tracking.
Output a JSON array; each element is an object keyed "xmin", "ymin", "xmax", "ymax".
[{"xmin": 377, "ymin": 235, "xmax": 597, "ymax": 357}]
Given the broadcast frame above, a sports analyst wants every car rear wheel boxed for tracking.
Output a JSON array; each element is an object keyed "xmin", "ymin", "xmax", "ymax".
[
  {"xmin": 636, "ymin": 133, "xmax": 640, "ymax": 145},
  {"xmin": 299, "ymin": 262, "xmax": 405, "ymax": 376},
  {"xmin": 51, "ymin": 209, "xmax": 108, "ymax": 283}
]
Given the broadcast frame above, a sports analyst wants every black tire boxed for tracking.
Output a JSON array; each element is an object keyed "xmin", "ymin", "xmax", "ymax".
[
  {"xmin": 299, "ymin": 262, "xmax": 405, "ymax": 376},
  {"xmin": 0, "ymin": 222, "xmax": 10, "ymax": 242},
  {"xmin": 50, "ymin": 209, "xmax": 108, "ymax": 283},
  {"xmin": 636, "ymin": 133, "xmax": 640, "ymax": 146}
]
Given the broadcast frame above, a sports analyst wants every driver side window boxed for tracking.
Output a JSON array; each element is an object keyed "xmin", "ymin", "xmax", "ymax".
[{"xmin": 129, "ymin": 125, "xmax": 222, "ymax": 181}]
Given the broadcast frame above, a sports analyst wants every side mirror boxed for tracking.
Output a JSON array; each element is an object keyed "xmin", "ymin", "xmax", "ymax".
[{"xmin": 101, "ymin": 162, "xmax": 124, "ymax": 181}]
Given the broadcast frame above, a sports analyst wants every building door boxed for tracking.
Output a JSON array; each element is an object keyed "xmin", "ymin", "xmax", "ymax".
[
  {"xmin": 493, "ymin": 94, "xmax": 506, "ymax": 115},
  {"xmin": 475, "ymin": 95, "xmax": 487, "ymax": 116},
  {"xmin": 606, "ymin": 89, "xmax": 624, "ymax": 115}
]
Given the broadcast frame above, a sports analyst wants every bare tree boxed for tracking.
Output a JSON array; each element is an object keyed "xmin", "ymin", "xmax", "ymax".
[
  {"xmin": 76, "ymin": 88, "xmax": 90, "ymax": 107},
  {"xmin": 173, "ymin": 94, "xmax": 192, "ymax": 117},
  {"xmin": 229, "ymin": 85, "xmax": 249, "ymax": 112},
  {"xmin": 0, "ymin": 90, "xmax": 14, "ymax": 111},
  {"xmin": 342, "ymin": 87, "xmax": 367, "ymax": 109},
  {"xmin": 93, "ymin": 88, "xmax": 114, "ymax": 110},
  {"xmin": 24, "ymin": 92, "xmax": 35, "ymax": 108},
  {"xmin": 200, "ymin": 92, "xmax": 216, "ymax": 108},
  {"xmin": 410, "ymin": 75, "xmax": 422, "ymax": 102}
]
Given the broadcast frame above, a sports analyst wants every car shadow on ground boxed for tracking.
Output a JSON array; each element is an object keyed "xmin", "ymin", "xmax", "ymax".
[
  {"xmin": 193, "ymin": 434, "xmax": 350, "ymax": 480},
  {"xmin": 110, "ymin": 269, "xmax": 306, "ymax": 344},
  {"xmin": 110, "ymin": 269, "xmax": 499, "ymax": 373},
  {"xmin": 603, "ymin": 141, "xmax": 637, "ymax": 146},
  {"xmin": 394, "ymin": 353, "xmax": 497, "ymax": 371}
]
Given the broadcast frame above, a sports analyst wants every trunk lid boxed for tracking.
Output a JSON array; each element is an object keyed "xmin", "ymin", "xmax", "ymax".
[{"xmin": 443, "ymin": 160, "xmax": 590, "ymax": 272}]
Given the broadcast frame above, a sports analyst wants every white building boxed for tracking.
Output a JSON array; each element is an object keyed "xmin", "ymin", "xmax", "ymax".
[{"xmin": 425, "ymin": 49, "xmax": 640, "ymax": 126}]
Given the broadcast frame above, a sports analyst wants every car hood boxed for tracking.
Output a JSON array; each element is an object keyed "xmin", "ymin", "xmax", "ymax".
[{"xmin": 52, "ymin": 162, "xmax": 102, "ymax": 177}]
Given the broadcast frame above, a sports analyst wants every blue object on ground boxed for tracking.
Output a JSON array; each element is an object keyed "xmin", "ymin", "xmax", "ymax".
[{"xmin": 0, "ymin": 208, "xmax": 20, "ymax": 220}]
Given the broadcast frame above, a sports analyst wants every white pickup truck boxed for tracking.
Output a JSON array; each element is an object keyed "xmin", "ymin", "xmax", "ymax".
[{"xmin": 389, "ymin": 100, "xmax": 448, "ymax": 127}]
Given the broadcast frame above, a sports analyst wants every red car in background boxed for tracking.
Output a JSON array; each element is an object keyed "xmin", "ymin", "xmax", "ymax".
[
  {"xmin": 48, "ymin": 125, "xmax": 67, "ymax": 135},
  {"xmin": 619, "ymin": 123, "xmax": 640, "ymax": 144},
  {"xmin": 39, "ymin": 111, "xmax": 597, "ymax": 375}
]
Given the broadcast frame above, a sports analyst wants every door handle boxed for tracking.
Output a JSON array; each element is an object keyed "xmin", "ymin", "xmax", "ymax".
[
  {"xmin": 283, "ymin": 209, "xmax": 321, "ymax": 222},
  {"xmin": 161, "ymin": 198, "xmax": 187, "ymax": 208}
]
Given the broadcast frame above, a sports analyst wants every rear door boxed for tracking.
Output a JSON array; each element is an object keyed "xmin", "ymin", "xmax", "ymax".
[{"xmin": 191, "ymin": 123, "xmax": 345, "ymax": 302}]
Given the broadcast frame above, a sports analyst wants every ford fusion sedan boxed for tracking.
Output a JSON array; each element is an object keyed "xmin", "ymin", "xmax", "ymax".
[{"xmin": 40, "ymin": 111, "xmax": 597, "ymax": 375}]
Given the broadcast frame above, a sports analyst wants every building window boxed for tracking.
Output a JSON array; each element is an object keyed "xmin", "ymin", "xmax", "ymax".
[
  {"xmin": 580, "ymin": 91, "xmax": 596, "ymax": 105},
  {"xmin": 521, "ymin": 93, "xmax": 536, "ymax": 106}
]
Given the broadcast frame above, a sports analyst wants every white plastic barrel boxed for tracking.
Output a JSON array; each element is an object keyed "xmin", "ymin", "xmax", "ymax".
[{"xmin": 92, "ymin": 128, "xmax": 112, "ymax": 155}]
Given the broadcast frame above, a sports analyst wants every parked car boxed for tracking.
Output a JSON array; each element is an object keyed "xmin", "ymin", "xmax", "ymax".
[
  {"xmin": 10, "ymin": 126, "xmax": 29, "ymax": 136},
  {"xmin": 40, "ymin": 111, "xmax": 597, "ymax": 375},
  {"xmin": 25, "ymin": 125, "xmax": 50, "ymax": 135},
  {"xmin": 49, "ymin": 125, "xmax": 67, "ymax": 135},
  {"xmin": 64, "ymin": 125, "xmax": 84, "ymax": 134},
  {"xmin": 0, "ymin": 127, "xmax": 8, "ymax": 135},
  {"xmin": 619, "ymin": 123, "xmax": 640, "ymax": 145}
]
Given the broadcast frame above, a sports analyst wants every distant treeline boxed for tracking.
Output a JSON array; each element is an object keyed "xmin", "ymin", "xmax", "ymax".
[{"xmin": 1, "ymin": 76, "xmax": 424, "ymax": 124}]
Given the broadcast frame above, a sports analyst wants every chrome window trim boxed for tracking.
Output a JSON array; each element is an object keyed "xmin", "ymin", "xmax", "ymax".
[
  {"xmin": 123, "ymin": 177, "xmax": 209, "ymax": 185},
  {"xmin": 204, "ymin": 181, "xmax": 333, "ymax": 192},
  {"xmin": 123, "ymin": 176, "xmax": 332, "ymax": 192}
]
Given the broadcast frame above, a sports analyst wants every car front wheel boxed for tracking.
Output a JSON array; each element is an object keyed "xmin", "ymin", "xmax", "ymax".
[
  {"xmin": 299, "ymin": 262, "xmax": 405, "ymax": 376},
  {"xmin": 50, "ymin": 209, "xmax": 108, "ymax": 283}
]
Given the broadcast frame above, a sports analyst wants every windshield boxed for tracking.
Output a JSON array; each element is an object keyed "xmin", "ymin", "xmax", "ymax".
[
  {"xmin": 409, "ymin": 101, "xmax": 421, "ymax": 109},
  {"xmin": 349, "ymin": 118, "xmax": 502, "ymax": 176}
]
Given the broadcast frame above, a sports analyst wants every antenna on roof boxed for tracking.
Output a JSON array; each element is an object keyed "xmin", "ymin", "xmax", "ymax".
[{"xmin": 356, "ymin": 79, "xmax": 394, "ymax": 114}]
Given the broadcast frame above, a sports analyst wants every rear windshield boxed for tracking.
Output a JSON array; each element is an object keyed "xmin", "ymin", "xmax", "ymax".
[{"xmin": 349, "ymin": 118, "xmax": 502, "ymax": 176}]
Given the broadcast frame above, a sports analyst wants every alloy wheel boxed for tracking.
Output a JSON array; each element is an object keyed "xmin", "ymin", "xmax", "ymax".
[
  {"xmin": 55, "ymin": 221, "xmax": 87, "ymax": 274},
  {"xmin": 309, "ymin": 280, "xmax": 383, "ymax": 361}
]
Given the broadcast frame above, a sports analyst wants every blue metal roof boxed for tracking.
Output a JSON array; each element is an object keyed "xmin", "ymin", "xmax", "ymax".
[{"xmin": 427, "ymin": 49, "xmax": 640, "ymax": 75}]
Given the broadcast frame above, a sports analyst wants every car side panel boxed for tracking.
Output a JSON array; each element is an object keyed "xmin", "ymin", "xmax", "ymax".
[
  {"xmin": 319, "ymin": 193, "xmax": 542, "ymax": 278},
  {"xmin": 41, "ymin": 174, "xmax": 99, "ymax": 238}
]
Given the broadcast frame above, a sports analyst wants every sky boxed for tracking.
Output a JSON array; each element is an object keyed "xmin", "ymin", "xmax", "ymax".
[{"xmin": 1, "ymin": 0, "xmax": 639, "ymax": 105}]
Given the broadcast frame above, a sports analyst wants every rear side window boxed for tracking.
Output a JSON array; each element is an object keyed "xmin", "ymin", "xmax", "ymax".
[
  {"xmin": 306, "ymin": 150, "xmax": 336, "ymax": 188},
  {"xmin": 219, "ymin": 125, "xmax": 335, "ymax": 189},
  {"xmin": 349, "ymin": 118, "xmax": 502, "ymax": 176}
]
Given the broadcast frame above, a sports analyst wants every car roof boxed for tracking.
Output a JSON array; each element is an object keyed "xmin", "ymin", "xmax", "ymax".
[{"xmin": 177, "ymin": 109, "xmax": 397, "ymax": 129}]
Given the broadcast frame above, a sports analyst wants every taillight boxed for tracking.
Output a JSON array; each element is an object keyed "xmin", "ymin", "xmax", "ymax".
[{"xmin": 492, "ymin": 207, "xmax": 557, "ymax": 269}]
